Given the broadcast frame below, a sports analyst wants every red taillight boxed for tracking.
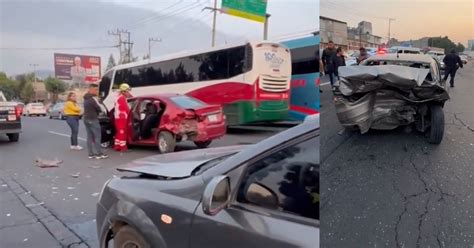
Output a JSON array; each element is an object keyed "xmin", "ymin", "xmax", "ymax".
[{"xmin": 15, "ymin": 106, "xmax": 21, "ymax": 118}]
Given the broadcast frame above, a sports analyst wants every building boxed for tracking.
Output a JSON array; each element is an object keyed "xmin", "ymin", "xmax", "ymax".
[
  {"xmin": 320, "ymin": 16, "xmax": 348, "ymax": 50},
  {"xmin": 32, "ymin": 81, "xmax": 49, "ymax": 102},
  {"xmin": 468, "ymin": 39, "xmax": 474, "ymax": 50},
  {"xmin": 347, "ymin": 21, "xmax": 382, "ymax": 50}
]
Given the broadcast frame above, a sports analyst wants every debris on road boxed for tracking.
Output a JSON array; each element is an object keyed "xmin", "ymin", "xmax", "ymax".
[
  {"xmin": 23, "ymin": 238, "xmax": 28, "ymax": 242},
  {"xmin": 35, "ymin": 158, "xmax": 63, "ymax": 168},
  {"xmin": 51, "ymin": 187, "xmax": 58, "ymax": 190},
  {"xmin": 2, "ymin": 184, "xmax": 7, "ymax": 187},
  {"xmin": 67, "ymin": 187, "xmax": 75, "ymax": 190},
  {"xmin": 91, "ymin": 192, "xmax": 99, "ymax": 197},
  {"xmin": 25, "ymin": 202, "xmax": 44, "ymax": 208},
  {"xmin": 88, "ymin": 165, "xmax": 102, "ymax": 169},
  {"xmin": 70, "ymin": 172, "xmax": 80, "ymax": 178},
  {"xmin": 6, "ymin": 213, "xmax": 11, "ymax": 217}
]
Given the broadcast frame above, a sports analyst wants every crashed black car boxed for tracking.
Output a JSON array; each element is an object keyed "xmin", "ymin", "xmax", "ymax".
[{"xmin": 333, "ymin": 54, "xmax": 449, "ymax": 144}]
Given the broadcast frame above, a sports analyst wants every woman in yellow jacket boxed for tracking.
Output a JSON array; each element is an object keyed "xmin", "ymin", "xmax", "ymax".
[{"xmin": 64, "ymin": 92, "xmax": 83, "ymax": 150}]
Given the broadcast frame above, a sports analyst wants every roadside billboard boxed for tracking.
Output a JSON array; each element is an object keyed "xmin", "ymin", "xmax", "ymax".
[
  {"xmin": 221, "ymin": 0, "xmax": 268, "ymax": 23},
  {"xmin": 54, "ymin": 53, "xmax": 101, "ymax": 85}
]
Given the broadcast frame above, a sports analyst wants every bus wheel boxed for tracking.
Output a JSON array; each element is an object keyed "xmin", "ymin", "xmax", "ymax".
[
  {"xmin": 194, "ymin": 140, "xmax": 212, "ymax": 149},
  {"xmin": 157, "ymin": 131, "xmax": 176, "ymax": 153}
]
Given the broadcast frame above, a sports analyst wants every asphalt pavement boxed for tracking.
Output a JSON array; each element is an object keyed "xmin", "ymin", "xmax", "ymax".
[
  {"xmin": 0, "ymin": 117, "xmax": 284, "ymax": 247},
  {"xmin": 320, "ymin": 62, "xmax": 474, "ymax": 247}
]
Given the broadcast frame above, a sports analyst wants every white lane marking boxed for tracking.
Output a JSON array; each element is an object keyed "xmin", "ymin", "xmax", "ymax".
[{"xmin": 48, "ymin": 131, "xmax": 86, "ymax": 141}]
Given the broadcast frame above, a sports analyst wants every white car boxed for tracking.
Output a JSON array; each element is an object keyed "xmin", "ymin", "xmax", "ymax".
[{"xmin": 24, "ymin": 102, "xmax": 47, "ymax": 116}]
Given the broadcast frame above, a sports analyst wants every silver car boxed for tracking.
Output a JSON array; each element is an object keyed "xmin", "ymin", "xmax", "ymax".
[
  {"xmin": 333, "ymin": 54, "xmax": 449, "ymax": 144},
  {"xmin": 48, "ymin": 102, "xmax": 65, "ymax": 119},
  {"xmin": 96, "ymin": 115, "xmax": 319, "ymax": 248}
]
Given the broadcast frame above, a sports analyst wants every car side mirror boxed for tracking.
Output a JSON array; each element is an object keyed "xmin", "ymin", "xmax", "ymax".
[
  {"xmin": 202, "ymin": 176, "xmax": 231, "ymax": 216},
  {"xmin": 245, "ymin": 182, "xmax": 278, "ymax": 209}
]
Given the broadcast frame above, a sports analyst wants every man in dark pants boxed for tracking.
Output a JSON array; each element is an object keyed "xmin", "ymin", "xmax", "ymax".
[
  {"xmin": 443, "ymin": 49, "xmax": 463, "ymax": 87},
  {"xmin": 322, "ymin": 41, "xmax": 337, "ymax": 88},
  {"xmin": 83, "ymin": 84, "xmax": 108, "ymax": 159}
]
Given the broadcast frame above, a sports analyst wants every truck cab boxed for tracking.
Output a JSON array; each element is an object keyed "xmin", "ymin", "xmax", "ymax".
[{"xmin": 0, "ymin": 91, "xmax": 22, "ymax": 142}]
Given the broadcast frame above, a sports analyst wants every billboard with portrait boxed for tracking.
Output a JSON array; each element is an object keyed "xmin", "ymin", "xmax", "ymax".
[{"xmin": 54, "ymin": 53, "xmax": 101, "ymax": 85}]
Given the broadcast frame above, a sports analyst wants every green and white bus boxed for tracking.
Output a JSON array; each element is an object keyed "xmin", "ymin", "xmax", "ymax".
[{"xmin": 98, "ymin": 42, "xmax": 291, "ymax": 125}]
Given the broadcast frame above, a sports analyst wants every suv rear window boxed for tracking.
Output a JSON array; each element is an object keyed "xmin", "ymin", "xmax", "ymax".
[{"xmin": 170, "ymin": 96, "xmax": 204, "ymax": 109}]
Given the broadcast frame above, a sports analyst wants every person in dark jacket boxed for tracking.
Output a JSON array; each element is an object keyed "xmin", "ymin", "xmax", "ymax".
[
  {"xmin": 83, "ymin": 84, "xmax": 108, "ymax": 159},
  {"xmin": 357, "ymin": 47, "xmax": 369, "ymax": 64},
  {"xmin": 443, "ymin": 49, "xmax": 464, "ymax": 87},
  {"xmin": 322, "ymin": 41, "xmax": 337, "ymax": 87},
  {"xmin": 333, "ymin": 47, "xmax": 346, "ymax": 80}
]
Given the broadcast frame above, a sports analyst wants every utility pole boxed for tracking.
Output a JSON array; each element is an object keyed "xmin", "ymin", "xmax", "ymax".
[
  {"xmin": 264, "ymin": 14, "xmax": 271, "ymax": 40},
  {"xmin": 202, "ymin": 0, "xmax": 221, "ymax": 47},
  {"xmin": 148, "ymin": 38, "xmax": 162, "ymax": 59},
  {"xmin": 108, "ymin": 29, "xmax": 133, "ymax": 64},
  {"xmin": 29, "ymin": 63, "xmax": 39, "ymax": 102},
  {"xmin": 388, "ymin": 18, "xmax": 395, "ymax": 47},
  {"xmin": 108, "ymin": 29, "xmax": 123, "ymax": 63}
]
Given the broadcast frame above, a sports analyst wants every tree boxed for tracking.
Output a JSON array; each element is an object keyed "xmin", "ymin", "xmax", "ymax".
[
  {"xmin": 456, "ymin": 43, "xmax": 465, "ymax": 53},
  {"xmin": 20, "ymin": 83, "xmax": 35, "ymax": 103},
  {"xmin": 0, "ymin": 72, "xmax": 19, "ymax": 100},
  {"xmin": 44, "ymin": 76, "xmax": 67, "ymax": 103},
  {"xmin": 106, "ymin": 54, "xmax": 116, "ymax": 71}
]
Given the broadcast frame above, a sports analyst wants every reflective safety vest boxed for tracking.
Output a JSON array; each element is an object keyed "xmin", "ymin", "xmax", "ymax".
[{"xmin": 114, "ymin": 94, "xmax": 129, "ymax": 119}]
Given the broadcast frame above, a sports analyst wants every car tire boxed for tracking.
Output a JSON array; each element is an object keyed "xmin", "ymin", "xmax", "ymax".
[
  {"xmin": 114, "ymin": 225, "xmax": 150, "ymax": 248},
  {"xmin": 428, "ymin": 105, "xmax": 444, "ymax": 144},
  {"xmin": 7, "ymin": 133, "xmax": 19, "ymax": 142},
  {"xmin": 157, "ymin": 131, "xmax": 176, "ymax": 153},
  {"xmin": 194, "ymin": 140, "xmax": 212, "ymax": 149},
  {"xmin": 49, "ymin": 115, "xmax": 52, "ymax": 119}
]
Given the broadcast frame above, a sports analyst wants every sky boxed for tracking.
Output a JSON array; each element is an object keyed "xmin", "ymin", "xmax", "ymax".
[
  {"xmin": 0, "ymin": 0, "xmax": 319, "ymax": 76},
  {"xmin": 321, "ymin": 0, "xmax": 473, "ymax": 46}
]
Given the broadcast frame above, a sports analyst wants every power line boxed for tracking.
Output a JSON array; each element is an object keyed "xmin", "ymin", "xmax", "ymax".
[
  {"xmin": 128, "ymin": 0, "xmax": 185, "ymax": 28},
  {"xmin": 0, "ymin": 45, "xmax": 119, "ymax": 50},
  {"xmin": 128, "ymin": 1, "xmax": 204, "ymax": 32}
]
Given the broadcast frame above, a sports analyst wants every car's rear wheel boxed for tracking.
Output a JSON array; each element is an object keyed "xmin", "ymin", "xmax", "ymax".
[
  {"xmin": 114, "ymin": 225, "xmax": 150, "ymax": 248},
  {"xmin": 427, "ymin": 105, "xmax": 444, "ymax": 144},
  {"xmin": 7, "ymin": 133, "xmax": 19, "ymax": 142},
  {"xmin": 194, "ymin": 140, "xmax": 212, "ymax": 149},
  {"xmin": 157, "ymin": 131, "xmax": 176, "ymax": 153}
]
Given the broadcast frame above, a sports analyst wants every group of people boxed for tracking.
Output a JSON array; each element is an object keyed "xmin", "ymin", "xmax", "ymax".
[
  {"xmin": 63, "ymin": 83, "xmax": 132, "ymax": 159},
  {"xmin": 321, "ymin": 40, "xmax": 370, "ymax": 89}
]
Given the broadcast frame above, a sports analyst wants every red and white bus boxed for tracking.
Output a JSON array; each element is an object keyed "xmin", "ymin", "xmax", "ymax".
[{"xmin": 98, "ymin": 42, "xmax": 291, "ymax": 125}]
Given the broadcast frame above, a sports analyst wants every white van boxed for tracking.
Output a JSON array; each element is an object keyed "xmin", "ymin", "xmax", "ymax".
[{"xmin": 388, "ymin": 46, "xmax": 421, "ymax": 54}]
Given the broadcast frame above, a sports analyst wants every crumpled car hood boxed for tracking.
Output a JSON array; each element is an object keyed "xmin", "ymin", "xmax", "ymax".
[{"xmin": 338, "ymin": 65, "xmax": 437, "ymax": 96}]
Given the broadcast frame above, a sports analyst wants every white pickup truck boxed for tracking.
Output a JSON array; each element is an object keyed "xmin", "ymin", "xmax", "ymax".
[{"xmin": 0, "ymin": 91, "xmax": 22, "ymax": 142}]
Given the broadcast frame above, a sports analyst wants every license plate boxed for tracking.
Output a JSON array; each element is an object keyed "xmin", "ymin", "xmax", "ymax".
[
  {"xmin": 7, "ymin": 115, "xmax": 16, "ymax": 121},
  {"xmin": 207, "ymin": 114, "xmax": 218, "ymax": 122}
]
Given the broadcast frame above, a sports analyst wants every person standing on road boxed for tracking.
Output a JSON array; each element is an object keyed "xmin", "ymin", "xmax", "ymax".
[
  {"xmin": 63, "ymin": 92, "xmax": 83, "ymax": 150},
  {"xmin": 333, "ymin": 47, "xmax": 346, "ymax": 80},
  {"xmin": 113, "ymin": 83, "xmax": 132, "ymax": 152},
  {"xmin": 443, "ymin": 49, "xmax": 464, "ymax": 88},
  {"xmin": 83, "ymin": 84, "xmax": 108, "ymax": 159},
  {"xmin": 357, "ymin": 47, "xmax": 369, "ymax": 64},
  {"xmin": 322, "ymin": 41, "xmax": 337, "ymax": 88}
]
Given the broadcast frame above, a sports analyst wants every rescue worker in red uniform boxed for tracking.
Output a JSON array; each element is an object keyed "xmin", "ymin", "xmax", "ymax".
[{"xmin": 113, "ymin": 83, "xmax": 132, "ymax": 152}]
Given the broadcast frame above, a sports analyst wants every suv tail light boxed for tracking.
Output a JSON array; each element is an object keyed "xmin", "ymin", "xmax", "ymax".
[{"xmin": 15, "ymin": 106, "xmax": 21, "ymax": 118}]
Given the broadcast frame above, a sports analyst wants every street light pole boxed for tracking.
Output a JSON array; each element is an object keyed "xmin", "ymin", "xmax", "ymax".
[
  {"xmin": 29, "ymin": 63, "xmax": 39, "ymax": 102},
  {"xmin": 388, "ymin": 18, "xmax": 395, "ymax": 46},
  {"xmin": 264, "ymin": 14, "xmax": 271, "ymax": 40}
]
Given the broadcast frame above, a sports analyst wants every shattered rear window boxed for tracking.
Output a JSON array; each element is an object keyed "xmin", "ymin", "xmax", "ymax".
[
  {"xmin": 363, "ymin": 60, "xmax": 431, "ymax": 69},
  {"xmin": 171, "ymin": 96, "xmax": 205, "ymax": 109}
]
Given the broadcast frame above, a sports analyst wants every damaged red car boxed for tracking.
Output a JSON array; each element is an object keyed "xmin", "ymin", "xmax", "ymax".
[{"xmin": 99, "ymin": 94, "xmax": 226, "ymax": 153}]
